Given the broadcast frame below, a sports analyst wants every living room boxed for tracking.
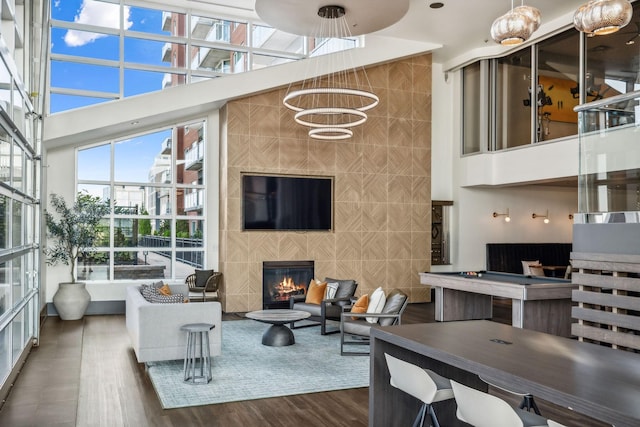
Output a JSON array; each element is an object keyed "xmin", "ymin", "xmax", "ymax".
[{"xmin": 1, "ymin": 0, "xmax": 639, "ymax": 426}]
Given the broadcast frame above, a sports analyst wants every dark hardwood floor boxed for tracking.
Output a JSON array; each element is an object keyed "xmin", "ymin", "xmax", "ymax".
[{"xmin": 0, "ymin": 301, "xmax": 609, "ymax": 426}]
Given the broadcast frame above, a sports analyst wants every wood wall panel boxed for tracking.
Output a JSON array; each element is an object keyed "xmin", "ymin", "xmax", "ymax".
[{"xmin": 220, "ymin": 54, "xmax": 433, "ymax": 312}]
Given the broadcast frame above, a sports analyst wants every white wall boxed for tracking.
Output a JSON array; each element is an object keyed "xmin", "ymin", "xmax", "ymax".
[{"xmin": 431, "ymin": 64, "xmax": 578, "ymax": 272}]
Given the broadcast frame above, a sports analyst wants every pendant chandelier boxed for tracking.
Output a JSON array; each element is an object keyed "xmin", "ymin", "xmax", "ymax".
[
  {"xmin": 254, "ymin": 0, "xmax": 409, "ymax": 140},
  {"xmin": 282, "ymin": 5, "xmax": 379, "ymax": 140},
  {"xmin": 573, "ymin": 0, "xmax": 633, "ymax": 36},
  {"xmin": 491, "ymin": 1, "xmax": 542, "ymax": 46}
]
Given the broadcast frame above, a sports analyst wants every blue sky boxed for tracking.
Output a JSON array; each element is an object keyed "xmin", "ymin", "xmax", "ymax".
[{"xmin": 50, "ymin": 0, "xmax": 169, "ymax": 113}]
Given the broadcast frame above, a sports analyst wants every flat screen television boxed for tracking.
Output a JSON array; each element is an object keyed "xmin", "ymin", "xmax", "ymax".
[{"xmin": 242, "ymin": 174, "xmax": 333, "ymax": 231}]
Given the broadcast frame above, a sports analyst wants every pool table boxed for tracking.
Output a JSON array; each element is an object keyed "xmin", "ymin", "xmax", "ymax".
[{"xmin": 419, "ymin": 271, "xmax": 576, "ymax": 336}]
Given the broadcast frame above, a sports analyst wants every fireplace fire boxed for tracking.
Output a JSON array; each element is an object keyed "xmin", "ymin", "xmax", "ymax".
[{"xmin": 263, "ymin": 261, "xmax": 314, "ymax": 309}]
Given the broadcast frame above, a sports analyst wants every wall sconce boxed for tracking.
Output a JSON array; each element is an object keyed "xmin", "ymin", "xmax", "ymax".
[
  {"xmin": 568, "ymin": 214, "xmax": 574, "ymax": 220},
  {"xmin": 493, "ymin": 209, "xmax": 511, "ymax": 222},
  {"xmin": 532, "ymin": 210, "xmax": 550, "ymax": 224}
]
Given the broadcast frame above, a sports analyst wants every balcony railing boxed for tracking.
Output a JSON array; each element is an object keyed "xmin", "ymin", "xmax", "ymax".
[
  {"xmin": 159, "ymin": 170, "xmax": 171, "ymax": 183},
  {"xmin": 161, "ymin": 42, "xmax": 172, "ymax": 62},
  {"xmin": 574, "ymin": 89, "xmax": 640, "ymax": 219},
  {"xmin": 161, "ymin": 11, "xmax": 171, "ymax": 32},
  {"xmin": 161, "ymin": 137, "xmax": 171, "ymax": 154},
  {"xmin": 184, "ymin": 189, "xmax": 204, "ymax": 211},
  {"xmin": 184, "ymin": 141, "xmax": 204, "ymax": 171}
]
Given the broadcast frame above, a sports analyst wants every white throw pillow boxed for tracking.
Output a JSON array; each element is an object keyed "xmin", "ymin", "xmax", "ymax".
[
  {"xmin": 521, "ymin": 260, "xmax": 540, "ymax": 275},
  {"xmin": 366, "ymin": 287, "xmax": 386, "ymax": 323},
  {"xmin": 325, "ymin": 282, "xmax": 339, "ymax": 300}
]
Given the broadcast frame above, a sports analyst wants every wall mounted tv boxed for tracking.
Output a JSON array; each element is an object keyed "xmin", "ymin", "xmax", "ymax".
[{"xmin": 242, "ymin": 174, "xmax": 333, "ymax": 231}]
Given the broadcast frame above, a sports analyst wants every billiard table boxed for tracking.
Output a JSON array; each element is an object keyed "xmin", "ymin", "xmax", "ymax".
[{"xmin": 419, "ymin": 271, "xmax": 576, "ymax": 336}]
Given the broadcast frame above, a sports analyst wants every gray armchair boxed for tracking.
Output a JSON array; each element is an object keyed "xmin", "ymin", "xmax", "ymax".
[
  {"xmin": 290, "ymin": 278, "xmax": 358, "ymax": 335},
  {"xmin": 340, "ymin": 289, "xmax": 409, "ymax": 356},
  {"xmin": 186, "ymin": 270, "xmax": 222, "ymax": 302}
]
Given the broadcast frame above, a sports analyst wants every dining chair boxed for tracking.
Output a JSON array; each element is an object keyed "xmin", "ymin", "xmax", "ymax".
[
  {"xmin": 384, "ymin": 353, "xmax": 454, "ymax": 427},
  {"xmin": 451, "ymin": 380, "xmax": 550, "ymax": 427}
]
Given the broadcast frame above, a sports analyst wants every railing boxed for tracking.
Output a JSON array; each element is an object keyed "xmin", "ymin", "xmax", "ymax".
[
  {"xmin": 139, "ymin": 235, "xmax": 203, "ymax": 268},
  {"xmin": 184, "ymin": 140, "xmax": 203, "ymax": 168},
  {"xmin": 185, "ymin": 189, "xmax": 204, "ymax": 211},
  {"xmin": 574, "ymin": 90, "xmax": 640, "ymax": 219}
]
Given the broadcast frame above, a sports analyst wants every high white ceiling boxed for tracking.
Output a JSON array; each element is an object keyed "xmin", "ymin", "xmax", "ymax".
[{"xmin": 177, "ymin": 0, "xmax": 592, "ymax": 62}]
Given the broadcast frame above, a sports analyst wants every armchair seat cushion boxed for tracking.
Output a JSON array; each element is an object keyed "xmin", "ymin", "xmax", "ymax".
[
  {"xmin": 291, "ymin": 301, "xmax": 342, "ymax": 318},
  {"xmin": 342, "ymin": 319, "xmax": 383, "ymax": 337}
]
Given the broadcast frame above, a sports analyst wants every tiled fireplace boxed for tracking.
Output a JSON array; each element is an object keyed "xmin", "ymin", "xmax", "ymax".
[{"xmin": 262, "ymin": 261, "xmax": 314, "ymax": 309}]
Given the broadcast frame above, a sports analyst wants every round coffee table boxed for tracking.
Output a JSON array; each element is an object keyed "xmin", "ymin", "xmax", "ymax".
[{"xmin": 245, "ymin": 309, "xmax": 311, "ymax": 346}]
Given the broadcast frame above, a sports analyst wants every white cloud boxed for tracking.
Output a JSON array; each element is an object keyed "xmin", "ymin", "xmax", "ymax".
[{"xmin": 64, "ymin": 0, "xmax": 132, "ymax": 47}]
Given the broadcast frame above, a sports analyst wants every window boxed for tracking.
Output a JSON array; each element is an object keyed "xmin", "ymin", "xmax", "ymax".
[
  {"xmin": 494, "ymin": 48, "xmax": 532, "ymax": 149},
  {"xmin": 49, "ymin": 1, "xmax": 356, "ymax": 114},
  {"xmin": 76, "ymin": 120, "xmax": 207, "ymax": 282},
  {"xmin": 460, "ymin": 20, "xmax": 632, "ymax": 152},
  {"xmin": 462, "ymin": 62, "xmax": 482, "ymax": 154}
]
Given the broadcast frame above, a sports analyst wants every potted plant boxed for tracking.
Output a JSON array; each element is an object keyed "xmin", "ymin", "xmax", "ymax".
[{"xmin": 45, "ymin": 192, "xmax": 110, "ymax": 320}]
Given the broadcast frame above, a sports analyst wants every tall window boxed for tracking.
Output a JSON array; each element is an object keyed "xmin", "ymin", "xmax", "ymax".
[
  {"xmin": 462, "ymin": 62, "xmax": 482, "ymax": 154},
  {"xmin": 494, "ymin": 48, "xmax": 533, "ymax": 149},
  {"xmin": 76, "ymin": 120, "xmax": 206, "ymax": 282},
  {"xmin": 49, "ymin": 0, "xmax": 359, "ymax": 114}
]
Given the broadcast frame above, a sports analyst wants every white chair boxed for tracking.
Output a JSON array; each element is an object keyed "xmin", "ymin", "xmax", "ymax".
[
  {"xmin": 451, "ymin": 380, "xmax": 550, "ymax": 427},
  {"xmin": 547, "ymin": 421, "xmax": 567, "ymax": 427},
  {"xmin": 384, "ymin": 353, "xmax": 454, "ymax": 427},
  {"xmin": 479, "ymin": 375, "xmax": 541, "ymax": 415}
]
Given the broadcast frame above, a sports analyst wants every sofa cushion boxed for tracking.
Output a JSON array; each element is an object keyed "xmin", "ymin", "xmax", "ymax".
[
  {"xmin": 158, "ymin": 284, "xmax": 172, "ymax": 295},
  {"xmin": 140, "ymin": 283, "xmax": 184, "ymax": 303},
  {"xmin": 351, "ymin": 294, "xmax": 369, "ymax": 320},
  {"xmin": 366, "ymin": 287, "xmax": 386, "ymax": 323},
  {"xmin": 379, "ymin": 289, "xmax": 407, "ymax": 326},
  {"xmin": 305, "ymin": 280, "xmax": 327, "ymax": 304},
  {"xmin": 148, "ymin": 293, "xmax": 185, "ymax": 304},
  {"xmin": 195, "ymin": 269, "xmax": 215, "ymax": 287}
]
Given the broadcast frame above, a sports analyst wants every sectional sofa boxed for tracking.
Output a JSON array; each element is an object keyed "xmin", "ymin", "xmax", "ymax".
[{"xmin": 125, "ymin": 284, "xmax": 222, "ymax": 363}]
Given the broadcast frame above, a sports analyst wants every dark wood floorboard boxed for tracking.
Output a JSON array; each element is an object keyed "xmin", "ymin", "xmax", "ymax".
[{"xmin": 0, "ymin": 301, "xmax": 609, "ymax": 426}]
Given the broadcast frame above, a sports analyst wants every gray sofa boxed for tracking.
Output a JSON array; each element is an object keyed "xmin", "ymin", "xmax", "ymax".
[{"xmin": 125, "ymin": 284, "xmax": 222, "ymax": 363}]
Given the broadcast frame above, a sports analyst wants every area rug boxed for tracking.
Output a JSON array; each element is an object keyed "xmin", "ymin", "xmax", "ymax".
[{"xmin": 146, "ymin": 319, "xmax": 369, "ymax": 409}]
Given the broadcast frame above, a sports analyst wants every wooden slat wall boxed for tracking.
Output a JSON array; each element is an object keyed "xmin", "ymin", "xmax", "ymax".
[{"xmin": 571, "ymin": 252, "xmax": 640, "ymax": 351}]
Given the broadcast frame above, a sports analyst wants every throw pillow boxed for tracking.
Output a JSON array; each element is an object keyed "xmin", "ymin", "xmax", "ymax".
[
  {"xmin": 379, "ymin": 289, "xmax": 408, "ymax": 326},
  {"xmin": 351, "ymin": 294, "xmax": 369, "ymax": 320},
  {"xmin": 149, "ymin": 293, "xmax": 185, "ymax": 304},
  {"xmin": 140, "ymin": 284, "xmax": 155, "ymax": 302},
  {"xmin": 325, "ymin": 282, "xmax": 339, "ymax": 300},
  {"xmin": 195, "ymin": 269, "xmax": 214, "ymax": 287},
  {"xmin": 305, "ymin": 279, "xmax": 327, "ymax": 305},
  {"xmin": 521, "ymin": 260, "xmax": 541, "ymax": 275},
  {"xmin": 366, "ymin": 287, "xmax": 386, "ymax": 323},
  {"xmin": 158, "ymin": 284, "xmax": 172, "ymax": 296}
]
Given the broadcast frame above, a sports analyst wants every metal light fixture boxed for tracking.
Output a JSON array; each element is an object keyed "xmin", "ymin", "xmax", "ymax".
[
  {"xmin": 573, "ymin": 0, "xmax": 633, "ymax": 36},
  {"xmin": 532, "ymin": 210, "xmax": 550, "ymax": 224},
  {"xmin": 282, "ymin": 5, "xmax": 379, "ymax": 140},
  {"xmin": 493, "ymin": 209, "xmax": 511, "ymax": 222},
  {"xmin": 491, "ymin": 1, "xmax": 542, "ymax": 46},
  {"xmin": 255, "ymin": 0, "xmax": 408, "ymax": 139}
]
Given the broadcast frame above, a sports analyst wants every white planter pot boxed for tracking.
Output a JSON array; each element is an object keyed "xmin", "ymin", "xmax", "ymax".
[{"xmin": 53, "ymin": 282, "xmax": 91, "ymax": 320}]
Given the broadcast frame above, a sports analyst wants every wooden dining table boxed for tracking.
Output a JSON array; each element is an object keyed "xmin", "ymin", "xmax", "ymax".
[{"xmin": 369, "ymin": 320, "xmax": 640, "ymax": 427}]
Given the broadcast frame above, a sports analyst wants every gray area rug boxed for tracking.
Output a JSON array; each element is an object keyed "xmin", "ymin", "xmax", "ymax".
[{"xmin": 147, "ymin": 319, "xmax": 369, "ymax": 409}]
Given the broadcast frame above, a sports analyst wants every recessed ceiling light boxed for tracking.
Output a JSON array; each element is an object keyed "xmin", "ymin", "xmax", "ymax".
[
  {"xmin": 130, "ymin": 121, "xmax": 139, "ymax": 126},
  {"xmin": 430, "ymin": 2, "xmax": 444, "ymax": 9}
]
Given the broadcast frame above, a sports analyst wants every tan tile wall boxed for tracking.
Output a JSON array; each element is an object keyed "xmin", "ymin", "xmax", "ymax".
[{"xmin": 219, "ymin": 53, "xmax": 432, "ymax": 313}]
